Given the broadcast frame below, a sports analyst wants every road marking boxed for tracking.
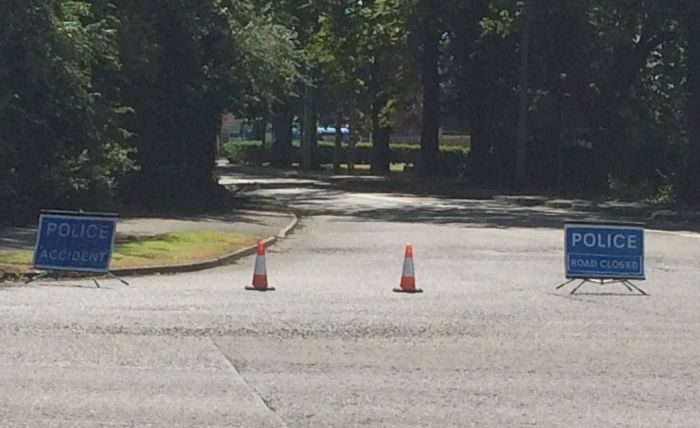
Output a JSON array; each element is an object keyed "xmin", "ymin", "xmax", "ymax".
[{"xmin": 210, "ymin": 338, "xmax": 289, "ymax": 428}]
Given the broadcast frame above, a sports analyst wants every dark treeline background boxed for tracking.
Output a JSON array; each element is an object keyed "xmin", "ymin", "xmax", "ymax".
[{"xmin": 1, "ymin": 0, "xmax": 699, "ymax": 224}]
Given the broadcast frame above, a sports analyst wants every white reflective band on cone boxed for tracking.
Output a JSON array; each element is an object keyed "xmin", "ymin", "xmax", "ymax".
[
  {"xmin": 254, "ymin": 255, "xmax": 267, "ymax": 275},
  {"xmin": 402, "ymin": 257, "xmax": 414, "ymax": 277}
]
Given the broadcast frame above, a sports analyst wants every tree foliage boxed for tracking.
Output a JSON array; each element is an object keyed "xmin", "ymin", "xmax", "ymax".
[{"xmin": 0, "ymin": 0, "xmax": 135, "ymax": 221}]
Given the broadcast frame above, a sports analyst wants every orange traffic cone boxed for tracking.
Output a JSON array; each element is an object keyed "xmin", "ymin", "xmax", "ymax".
[
  {"xmin": 393, "ymin": 245, "xmax": 423, "ymax": 293},
  {"xmin": 245, "ymin": 241, "xmax": 275, "ymax": 291}
]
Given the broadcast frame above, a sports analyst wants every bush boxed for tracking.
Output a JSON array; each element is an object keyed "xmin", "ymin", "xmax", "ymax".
[
  {"xmin": 221, "ymin": 140, "xmax": 468, "ymax": 170},
  {"xmin": 221, "ymin": 140, "xmax": 268, "ymax": 164}
]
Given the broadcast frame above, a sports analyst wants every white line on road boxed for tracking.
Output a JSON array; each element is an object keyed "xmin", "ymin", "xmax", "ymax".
[
  {"xmin": 648, "ymin": 230, "xmax": 700, "ymax": 239},
  {"xmin": 210, "ymin": 338, "xmax": 289, "ymax": 428}
]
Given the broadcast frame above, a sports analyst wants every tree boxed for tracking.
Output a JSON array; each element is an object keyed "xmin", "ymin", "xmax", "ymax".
[
  {"xmin": 286, "ymin": 0, "xmax": 325, "ymax": 171},
  {"xmin": 412, "ymin": 0, "xmax": 442, "ymax": 176},
  {"xmin": 515, "ymin": 0, "xmax": 530, "ymax": 188},
  {"xmin": 444, "ymin": 0, "xmax": 490, "ymax": 182},
  {"xmin": 581, "ymin": 1, "xmax": 680, "ymax": 191},
  {"xmin": 234, "ymin": 3, "xmax": 299, "ymax": 167},
  {"xmin": 361, "ymin": 0, "xmax": 412, "ymax": 175},
  {"xmin": 4, "ymin": 0, "xmax": 700, "ymax": 220},
  {"xmin": 680, "ymin": 1, "xmax": 700, "ymax": 203},
  {"xmin": 113, "ymin": 0, "xmax": 242, "ymax": 208},
  {"xmin": 0, "ymin": 0, "xmax": 134, "ymax": 223}
]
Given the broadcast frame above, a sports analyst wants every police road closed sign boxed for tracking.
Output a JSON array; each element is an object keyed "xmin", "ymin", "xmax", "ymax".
[
  {"xmin": 565, "ymin": 223, "xmax": 645, "ymax": 280},
  {"xmin": 33, "ymin": 213, "xmax": 117, "ymax": 273}
]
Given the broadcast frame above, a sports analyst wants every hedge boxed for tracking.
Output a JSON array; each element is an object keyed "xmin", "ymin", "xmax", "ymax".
[{"xmin": 221, "ymin": 140, "xmax": 468, "ymax": 170}]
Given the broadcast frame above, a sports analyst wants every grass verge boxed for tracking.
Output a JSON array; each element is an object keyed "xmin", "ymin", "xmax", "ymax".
[{"xmin": 0, "ymin": 230, "xmax": 260, "ymax": 275}]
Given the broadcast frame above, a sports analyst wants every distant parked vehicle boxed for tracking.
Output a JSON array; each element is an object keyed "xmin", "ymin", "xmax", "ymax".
[
  {"xmin": 292, "ymin": 125, "xmax": 350, "ymax": 141},
  {"xmin": 316, "ymin": 126, "xmax": 350, "ymax": 141}
]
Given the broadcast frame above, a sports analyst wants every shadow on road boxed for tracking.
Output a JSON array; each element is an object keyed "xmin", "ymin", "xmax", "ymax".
[
  {"xmin": 322, "ymin": 205, "xmax": 600, "ymax": 230},
  {"xmin": 222, "ymin": 164, "xmax": 700, "ymax": 233},
  {"xmin": 254, "ymin": 190, "xmax": 638, "ymax": 230}
]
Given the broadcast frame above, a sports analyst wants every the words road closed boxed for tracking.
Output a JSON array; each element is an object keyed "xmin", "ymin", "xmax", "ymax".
[{"xmin": 565, "ymin": 223, "xmax": 645, "ymax": 280}]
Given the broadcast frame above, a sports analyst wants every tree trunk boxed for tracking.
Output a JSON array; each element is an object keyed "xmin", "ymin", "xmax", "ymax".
[
  {"xmin": 334, "ymin": 115, "xmax": 343, "ymax": 174},
  {"xmin": 254, "ymin": 117, "xmax": 267, "ymax": 144},
  {"xmin": 557, "ymin": 90, "xmax": 565, "ymax": 189},
  {"xmin": 370, "ymin": 95, "xmax": 391, "ymax": 175},
  {"xmin": 271, "ymin": 100, "xmax": 293, "ymax": 168},
  {"xmin": 366, "ymin": 56, "xmax": 391, "ymax": 175},
  {"xmin": 467, "ymin": 51, "xmax": 490, "ymax": 183},
  {"xmin": 371, "ymin": 125, "xmax": 391, "ymax": 175},
  {"xmin": 418, "ymin": 0, "xmax": 441, "ymax": 176},
  {"xmin": 301, "ymin": 84, "xmax": 317, "ymax": 171},
  {"xmin": 452, "ymin": 0, "xmax": 490, "ymax": 183},
  {"xmin": 515, "ymin": 0, "xmax": 530, "ymax": 189},
  {"xmin": 348, "ymin": 119, "xmax": 357, "ymax": 173},
  {"xmin": 681, "ymin": 4, "xmax": 700, "ymax": 203}
]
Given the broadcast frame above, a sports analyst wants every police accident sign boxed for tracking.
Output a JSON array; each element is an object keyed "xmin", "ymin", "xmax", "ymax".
[
  {"xmin": 33, "ymin": 212, "xmax": 117, "ymax": 273},
  {"xmin": 565, "ymin": 223, "xmax": 645, "ymax": 280}
]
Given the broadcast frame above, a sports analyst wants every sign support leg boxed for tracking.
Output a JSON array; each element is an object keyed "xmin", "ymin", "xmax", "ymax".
[
  {"xmin": 557, "ymin": 278, "xmax": 648, "ymax": 295},
  {"xmin": 106, "ymin": 272, "xmax": 130, "ymax": 286},
  {"xmin": 624, "ymin": 280, "xmax": 647, "ymax": 296},
  {"xmin": 90, "ymin": 273, "xmax": 129, "ymax": 288},
  {"xmin": 569, "ymin": 280, "xmax": 587, "ymax": 295},
  {"xmin": 24, "ymin": 270, "xmax": 128, "ymax": 288},
  {"xmin": 619, "ymin": 280, "xmax": 634, "ymax": 292},
  {"xmin": 25, "ymin": 271, "xmax": 49, "ymax": 285},
  {"xmin": 555, "ymin": 279, "xmax": 576, "ymax": 290}
]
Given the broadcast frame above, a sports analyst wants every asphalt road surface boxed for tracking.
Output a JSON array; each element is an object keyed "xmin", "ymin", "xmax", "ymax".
[{"xmin": 2, "ymin": 172, "xmax": 699, "ymax": 427}]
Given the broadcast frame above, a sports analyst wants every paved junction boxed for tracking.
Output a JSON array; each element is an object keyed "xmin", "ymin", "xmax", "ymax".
[{"xmin": 1, "ymin": 170, "xmax": 699, "ymax": 427}]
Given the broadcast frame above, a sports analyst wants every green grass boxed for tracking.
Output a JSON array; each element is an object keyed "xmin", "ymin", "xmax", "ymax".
[
  {"xmin": 0, "ymin": 252, "xmax": 32, "ymax": 273},
  {"xmin": 0, "ymin": 230, "xmax": 260, "ymax": 274}
]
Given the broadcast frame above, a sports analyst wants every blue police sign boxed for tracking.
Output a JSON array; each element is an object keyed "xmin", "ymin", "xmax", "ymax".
[
  {"xmin": 33, "ymin": 212, "xmax": 117, "ymax": 273},
  {"xmin": 565, "ymin": 223, "xmax": 645, "ymax": 280}
]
